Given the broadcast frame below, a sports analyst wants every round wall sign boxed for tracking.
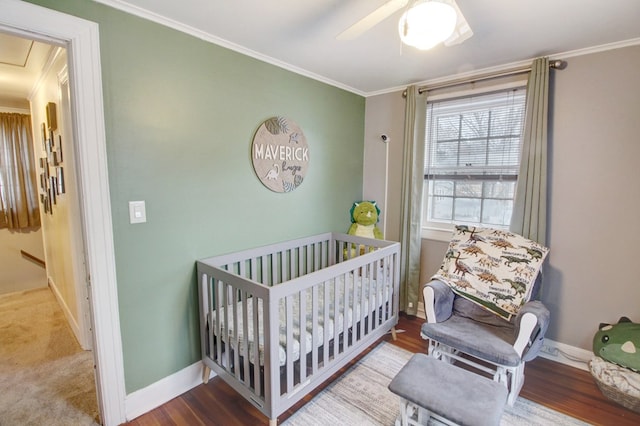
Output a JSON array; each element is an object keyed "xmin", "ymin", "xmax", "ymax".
[{"xmin": 251, "ymin": 116, "xmax": 309, "ymax": 193}]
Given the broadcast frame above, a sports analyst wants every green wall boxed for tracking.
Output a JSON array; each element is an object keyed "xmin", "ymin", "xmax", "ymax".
[{"xmin": 28, "ymin": 0, "xmax": 365, "ymax": 393}]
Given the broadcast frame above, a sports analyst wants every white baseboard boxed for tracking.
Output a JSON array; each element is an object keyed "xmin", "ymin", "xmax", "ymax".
[
  {"xmin": 538, "ymin": 338, "xmax": 592, "ymax": 371},
  {"xmin": 125, "ymin": 360, "xmax": 216, "ymax": 421},
  {"xmin": 48, "ymin": 278, "xmax": 82, "ymax": 346}
]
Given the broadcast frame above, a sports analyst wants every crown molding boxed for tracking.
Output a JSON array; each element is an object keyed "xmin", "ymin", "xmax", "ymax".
[
  {"xmin": 93, "ymin": 0, "xmax": 366, "ymax": 97},
  {"xmin": 367, "ymin": 37, "xmax": 640, "ymax": 98}
]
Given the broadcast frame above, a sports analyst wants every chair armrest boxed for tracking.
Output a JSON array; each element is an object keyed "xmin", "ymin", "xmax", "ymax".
[
  {"xmin": 513, "ymin": 300, "xmax": 550, "ymax": 360},
  {"xmin": 422, "ymin": 280, "xmax": 454, "ymax": 323}
]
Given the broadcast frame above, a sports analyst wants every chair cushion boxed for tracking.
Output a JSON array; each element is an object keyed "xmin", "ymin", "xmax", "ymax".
[
  {"xmin": 389, "ymin": 354, "xmax": 507, "ymax": 426},
  {"xmin": 422, "ymin": 315, "xmax": 521, "ymax": 367}
]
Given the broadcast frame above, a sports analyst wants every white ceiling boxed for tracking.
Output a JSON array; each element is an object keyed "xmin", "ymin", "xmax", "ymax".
[
  {"xmin": 96, "ymin": 0, "xmax": 640, "ymax": 95},
  {"xmin": 1, "ymin": 1, "xmax": 639, "ymax": 100},
  {"xmin": 0, "ymin": 32, "xmax": 53, "ymax": 105}
]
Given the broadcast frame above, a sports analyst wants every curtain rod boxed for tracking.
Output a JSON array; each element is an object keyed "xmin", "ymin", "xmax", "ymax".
[{"xmin": 403, "ymin": 59, "xmax": 566, "ymax": 97}]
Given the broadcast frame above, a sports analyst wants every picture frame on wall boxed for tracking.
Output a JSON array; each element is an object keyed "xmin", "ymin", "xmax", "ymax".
[
  {"xmin": 57, "ymin": 167, "xmax": 65, "ymax": 194},
  {"xmin": 58, "ymin": 135, "xmax": 63, "ymax": 163},
  {"xmin": 46, "ymin": 102, "xmax": 57, "ymax": 131},
  {"xmin": 49, "ymin": 129, "xmax": 55, "ymax": 149},
  {"xmin": 40, "ymin": 172, "xmax": 47, "ymax": 192},
  {"xmin": 41, "ymin": 123, "xmax": 47, "ymax": 151},
  {"xmin": 49, "ymin": 179, "xmax": 56, "ymax": 205},
  {"xmin": 42, "ymin": 194, "xmax": 49, "ymax": 214}
]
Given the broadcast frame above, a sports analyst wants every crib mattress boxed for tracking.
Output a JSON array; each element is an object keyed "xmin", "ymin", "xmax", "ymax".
[{"xmin": 208, "ymin": 271, "xmax": 391, "ymax": 367}]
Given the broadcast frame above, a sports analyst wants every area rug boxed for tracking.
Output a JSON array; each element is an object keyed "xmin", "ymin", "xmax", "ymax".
[
  {"xmin": 0, "ymin": 288, "xmax": 100, "ymax": 425},
  {"xmin": 283, "ymin": 342, "xmax": 589, "ymax": 426}
]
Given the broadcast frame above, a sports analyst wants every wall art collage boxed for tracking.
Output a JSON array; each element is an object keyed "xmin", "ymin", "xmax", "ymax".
[{"xmin": 38, "ymin": 102, "xmax": 65, "ymax": 215}]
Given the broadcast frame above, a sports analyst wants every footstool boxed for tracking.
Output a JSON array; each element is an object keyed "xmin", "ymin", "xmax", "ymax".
[{"xmin": 388, "ymin": 353, "xmax": 507, "ymax": 426}]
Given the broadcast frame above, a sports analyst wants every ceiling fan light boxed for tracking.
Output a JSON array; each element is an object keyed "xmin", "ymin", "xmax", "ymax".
[{"xmin": 398, "ymin": 1, "xmax": 457, "ymax": 50}]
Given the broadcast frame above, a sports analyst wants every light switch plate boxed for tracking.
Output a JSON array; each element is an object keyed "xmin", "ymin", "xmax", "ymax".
[{"xmin": 129, "ymin": 200, "xmax": 146, "ymax": 224}]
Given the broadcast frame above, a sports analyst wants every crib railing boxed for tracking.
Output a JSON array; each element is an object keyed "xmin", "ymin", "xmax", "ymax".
[{"xmin": 197, "ymin": 233, "xmax": 400, "ymax": 422}]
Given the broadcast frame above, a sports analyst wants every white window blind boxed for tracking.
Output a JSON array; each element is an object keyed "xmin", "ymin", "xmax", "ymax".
[{"xmin": 423, "ymin": 88, "xmax": 526, "ymax": 229}]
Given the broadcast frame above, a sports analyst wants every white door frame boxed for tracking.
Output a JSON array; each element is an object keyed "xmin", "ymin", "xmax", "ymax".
[{"xmin": 1, "ymin": 1, "xmax": 127, "ymax": 424}]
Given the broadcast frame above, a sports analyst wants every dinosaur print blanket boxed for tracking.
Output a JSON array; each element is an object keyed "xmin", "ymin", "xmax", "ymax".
[{"xmin": 432, "ymin": 225, "xmax": 549, "ymax": 321}]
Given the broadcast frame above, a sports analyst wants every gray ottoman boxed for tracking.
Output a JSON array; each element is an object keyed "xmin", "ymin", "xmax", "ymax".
[{"xmin": 388, "ymin": 353, "xmax": 507, "ymax": 426}]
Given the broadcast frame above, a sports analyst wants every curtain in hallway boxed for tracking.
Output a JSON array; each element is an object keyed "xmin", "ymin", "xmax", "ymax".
[
  {"xmin": 0, "ymin": 113, "xmax": 41, "ymax": 230},
  {"xmin": 399, "ymin": 86, "xmax": 427, "ymax": 315},
  {"xmin": 510, "ymin": 57, "xmax": 549, "ymax": 245}
]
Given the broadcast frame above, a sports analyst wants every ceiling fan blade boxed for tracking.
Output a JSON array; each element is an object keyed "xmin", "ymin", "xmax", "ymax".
[
  {"xmin": 337, "ymin": 0, "xmax": 409, "ymax": 40},
  {"xmin": 444, "ymin": 0, "xmax": 473, "ymax": 46}
]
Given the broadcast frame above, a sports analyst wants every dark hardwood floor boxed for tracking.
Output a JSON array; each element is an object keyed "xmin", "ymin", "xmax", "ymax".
[{"xmin": 124, "ymin": 314, "xmax": 640, "ymax": 425}]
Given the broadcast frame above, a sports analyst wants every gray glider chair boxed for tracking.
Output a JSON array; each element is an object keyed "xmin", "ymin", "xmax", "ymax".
[{"xmin": 421, "ymin": 277, "xmax": 550, "ymax": 406}]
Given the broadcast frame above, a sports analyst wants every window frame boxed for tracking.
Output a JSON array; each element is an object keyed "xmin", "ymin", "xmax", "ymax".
[{"xmin": 421, "ymin": 80, "xmax": 528, "ymax": 241}]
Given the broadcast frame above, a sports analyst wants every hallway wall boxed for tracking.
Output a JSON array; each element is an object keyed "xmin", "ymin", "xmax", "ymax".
[
  {"xmin": 0, "ymin": 228, "xmax": 46, "ymax": 295},
  {"xmin": 29, "ymin": 48, "xmax": 89, "ymax": 347}
]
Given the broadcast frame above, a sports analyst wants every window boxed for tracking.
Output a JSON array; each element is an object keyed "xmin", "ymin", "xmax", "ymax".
[{"xmin": 423, "ymin": 88, "xmax": 526, "ymax": 235}]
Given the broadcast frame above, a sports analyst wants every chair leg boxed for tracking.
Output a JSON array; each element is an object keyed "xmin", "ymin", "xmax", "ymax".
[
  {"xmin": 507, "ymin": 363, "xmax": 525, "ymax": 406},
  {"xmin": 202, "ymin": 364, "xmax": 211, "ymax": 384},
  {"xmin": 429, "ymin": 341, "xmax": 456, "ymax": 365}
]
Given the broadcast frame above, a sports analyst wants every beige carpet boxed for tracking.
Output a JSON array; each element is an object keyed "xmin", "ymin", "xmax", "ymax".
[{"xmin": 0, "ymin": 287, "xmax": 100, "ymax": 425}]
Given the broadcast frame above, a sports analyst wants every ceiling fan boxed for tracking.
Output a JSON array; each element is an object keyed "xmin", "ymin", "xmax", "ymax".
[{"xmin": 337, "ymin": 0, "xmax": 472, "ymax": 50}]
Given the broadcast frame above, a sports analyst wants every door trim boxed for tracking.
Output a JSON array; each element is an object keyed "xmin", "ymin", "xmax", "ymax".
[{"xmin": 1, "ymin": 1, "xmax": 127, "ymax": 424}]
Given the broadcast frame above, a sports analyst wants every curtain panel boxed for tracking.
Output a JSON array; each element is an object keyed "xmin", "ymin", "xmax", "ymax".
[
  {"xmin": 399, "ymin": 86, "xmax": 427, "ymax": 315},
  {"xmin": 0, "ymin": 113, "xmax": 41, "ymax": 230},
  {"xmin": 510, "ymin": 57, "xmax": 550, "ymax": 246}
]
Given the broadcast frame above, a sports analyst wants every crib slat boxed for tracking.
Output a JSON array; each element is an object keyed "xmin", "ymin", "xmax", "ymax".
[
  {"xmin": 385, "ymin": 255, "xmax": 393, "ymax": 321},
  {"xmin": 342, "ymin": 272, "xmax": 349, "ymax": 354},
  {"xmin": 374, "ymin": 261, "xmax": 380, "ymax": 332},
  {"xmin": 252, "ymin": 296, "xmax": 261, "ymax": 397},
  {"xmin": 285, "ymin": 295, "xmax": 294, "ymax": 393},
  {"xmin": 261, "ymin": 255, "xmax": 268, "ymax": 286},
  {"xmin": 311, "ymin": 284, "xmax": 319, "ymax": 374},
  {"xmin": 232, "ymin": 286, "xmax": 241, "ymax": 380},
  {"xmin": 324, "ymin": 279, "xmax": 331, "ymax": 366},
  {"xmin": 250, "ymin": 258, "xmax": 257, "ymax": 282},
  {"xmin": 298, "ymin": 247, "xmax": 304, "ymax": 278},
  {"xmin": 299, "ymin": 289, "xmax": 307, "ymax": 384},
  {"xmin": 240, "ymin": 290, "xmax": 250, "ymax": 386},
  {"xmin": 221, "ymin": 282, "xmax": 231, "ymax": 372},
  {"xmin": 290, "ymin": 248, "xmax": 297, "ymax": 280},
  {"xmin": 313, "ymin": 242, "xmax": 319, "ymax": 273},
  {"xmin": 359, "ymin": 264, "xmax": 368, "ymax": 339}
]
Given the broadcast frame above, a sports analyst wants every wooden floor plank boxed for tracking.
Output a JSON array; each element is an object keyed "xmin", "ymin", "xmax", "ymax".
[{"xmin": 124, "ymin": 314, "xmax": 640, "ymax": 425}]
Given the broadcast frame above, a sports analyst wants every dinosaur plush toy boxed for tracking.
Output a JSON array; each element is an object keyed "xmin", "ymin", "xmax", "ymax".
[
  {"xmin": 346, "ymin": 201, "xmax": 383, "ymax": 256},
  {"xmin": 348, "ymin": 201, "xmax": 383, "ymax": 239},
  {"xmin": 593, "ymin": 317, "xmax": 640, "ymax": 372}
]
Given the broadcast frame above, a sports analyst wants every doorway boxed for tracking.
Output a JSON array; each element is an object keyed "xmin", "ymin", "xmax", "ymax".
[
  {"xmin": 1, "ymin": 1, "xmax": 127, "ymax": 425},
  {"xmin": 0, "ymin": 30, "xmax": 99, "ymax": 421}
]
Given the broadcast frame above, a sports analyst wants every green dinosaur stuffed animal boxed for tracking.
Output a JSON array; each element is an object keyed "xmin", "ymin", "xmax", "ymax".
[
  {"xmin": 346, "ymin": 201, "xmax": 383, "ymax": 256},
  {"xmin": 348, "ymin": 201, "xmax": 383, "ymax": 239},
  {"xmin": 593, "ymin": 317, "xmax": 640, "ymax": 372}
]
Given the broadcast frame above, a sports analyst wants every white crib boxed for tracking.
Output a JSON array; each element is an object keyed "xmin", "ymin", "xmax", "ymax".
[{"xmin": 197, "ymin": 232, "xmax": 400, "ymax": 425}]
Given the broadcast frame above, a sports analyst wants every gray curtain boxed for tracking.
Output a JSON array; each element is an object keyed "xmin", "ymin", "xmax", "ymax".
[
  {"xmin": 0, "ymin": 113, "xmax": 40, "ymax": 230},
  {"xmin": 399, "ymin": 86, "xmax": 427, "ymax": 315},
  {"xmin": 510, "ymin": 57, "xmax": 549, "ymax": 245}
]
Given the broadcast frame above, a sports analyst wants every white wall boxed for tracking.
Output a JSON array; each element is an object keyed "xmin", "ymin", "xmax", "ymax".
[
  {"xmin": 544, "ymin": 45, "xmax": 640, "ymax": 346},
  {"xmin": 363, "ymin": 44, "xmax": 640, "ymax": 351},
  {"xmin": 29, "ymin": 47, "xmax": 89, "ymax": 346},
  {"xmin": 362, "ymin": 93, "xmax": 405, "ymax": 239},
  {"xmin": 0, "ymin": 227, "xmax": 46, "ymax": 294}
]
